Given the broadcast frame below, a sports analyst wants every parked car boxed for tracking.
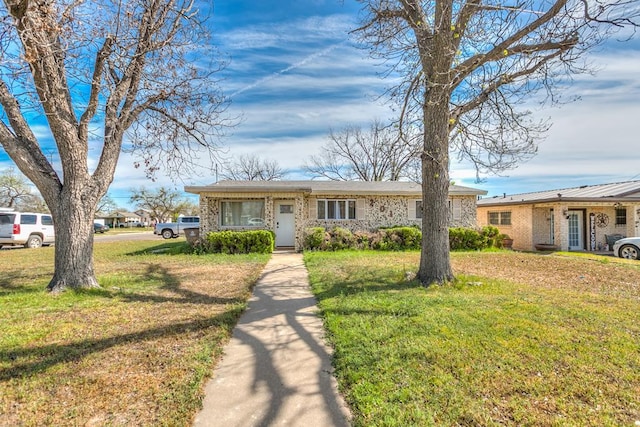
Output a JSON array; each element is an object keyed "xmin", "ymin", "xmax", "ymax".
[
  {"xmin": 0, "ymin": 211, "xmax": 55, "ymax": 248},
  {"xmin": 247, "ymin": 218, "xmax": 264, "ymax": 226},
  {"xmin": 613, "ymin": 237, "xmax": 640, "ymax": 260},
  {"xmin": 154, "ymin": 216, "xmax": 200, "ymax": 239},
  {"xmin": 94, "ymin": 223, "xmax": 109, "ymax": 233}
]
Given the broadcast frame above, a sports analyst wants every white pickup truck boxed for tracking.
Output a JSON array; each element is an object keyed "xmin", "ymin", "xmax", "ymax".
[{"xmin": 154, "ymin": 216, "xmax": 200, "ymax": 239}]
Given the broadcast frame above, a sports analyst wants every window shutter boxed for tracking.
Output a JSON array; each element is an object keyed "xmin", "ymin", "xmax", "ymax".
[
  {"xmin": 453, "ymin": 199, "xmax": 462, "ymax": 220},
  {"xmin": 408, "ymin": 200, "xmax": 416, "ymax": 219},
  {"xmin": 356, "ymin": 199, "xmax": 365, "ymax": 220},
  {"xmin": 309, "ymin": 198, "xmax": 317, "ymax": 220}
]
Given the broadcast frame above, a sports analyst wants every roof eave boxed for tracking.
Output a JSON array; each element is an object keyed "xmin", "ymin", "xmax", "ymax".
[
  {"xmin": 478, "ymin": 196, "xmax": 640, "ymax": 207},
  {"xmin": 185, "ymin": 185, "xmax": 312, "ymax": 194}
]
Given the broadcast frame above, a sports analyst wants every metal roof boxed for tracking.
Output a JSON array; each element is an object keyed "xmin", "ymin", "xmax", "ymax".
[
  {"xmin": 477, "ymin": 180, "xmax": 640, "ymax": 206},
  {"xmin": 185, "ymin": 180, "xmax": 487, "ymax": 196}
]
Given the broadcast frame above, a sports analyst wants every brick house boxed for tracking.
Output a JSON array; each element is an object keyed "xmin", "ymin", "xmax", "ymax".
[
  {"xmin": 477, "ymin": 181, "xmax": 640, "ymax": 252},
  {"xmin": 185, "ymin": 180, "xmax": 487, "ymax": 251}
]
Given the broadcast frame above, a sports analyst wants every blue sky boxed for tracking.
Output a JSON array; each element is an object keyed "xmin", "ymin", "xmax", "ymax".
[{"xmin": 2, "ymin": 0, "xmax": 640, "ymax": 209}]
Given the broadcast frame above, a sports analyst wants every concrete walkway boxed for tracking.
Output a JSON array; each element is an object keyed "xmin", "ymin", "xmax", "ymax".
[{"xmin": 193, "ymin": 252, "xmax": 351, "ymax": 427}]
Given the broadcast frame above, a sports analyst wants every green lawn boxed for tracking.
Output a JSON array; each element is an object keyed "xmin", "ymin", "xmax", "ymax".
[
  {"xmin": 0, "ymin": 241, "xmax": 269, "ymax": 426},
  {"xmin": 305, "ymin": 251, "xmax": 640, "ymax": 426}
]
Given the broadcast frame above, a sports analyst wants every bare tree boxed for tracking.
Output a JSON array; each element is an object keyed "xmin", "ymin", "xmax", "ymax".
[
  {"xmin": 0, "ymin": 167, "xmax": 48, "ymax": 211},
  {"xmin": 96, "ymin": 195, "xmax": 119, "ymax": 215},
  {"xmin": 304, "ymin": 120, "xmax": 421, "ymax": 181},
  {"xmin": 221, "ymin": 154, "xmax": 286, "ymax": 181},
  {"xmin": 130, "ymin": 187, "xmax": 191, "ymax": 224},
  {"xmin": 0, "ymin": 0, "xmax": 230, "ymax": 291},
  {"xmin": 0, "ymin": 168, "xmax": 32, "ymax": 209},
  {"xmin": 355, "ymin": 0, "xmax": 639, "ymax": 285}
]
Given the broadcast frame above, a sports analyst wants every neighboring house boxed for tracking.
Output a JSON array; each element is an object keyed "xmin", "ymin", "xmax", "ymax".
[
  {"xmin": 477, "ymin": 181, "xmax": 640, "ymax": 252},
  {"xmin": 185, "ymin": 180, "xmax": 487, "ymax": 251},
  {"xmin": 98, "ymin": 211, "xmax": 143, "ymax": 228},
  {"xmin": 134, "ymin": 209, "xmax": 152, "ymax": 227}
]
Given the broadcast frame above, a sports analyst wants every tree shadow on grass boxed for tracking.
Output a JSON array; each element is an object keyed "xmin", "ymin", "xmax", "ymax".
[
  {"xmin": 311, "ymin": 272, "xmax": 424, "ymax": 302},
  {"xmin": 125, "ymin": 241, "xmax": 191, "ymax": 256},
  {"xmin": 1, "ymin": 261, "xmax": 253, "ymax": 381},
  {"xmin": 0, "ymin": 308, "xmax": 243, "ymax": 382},
  {"xmin": 71, "ymin": 263, "xmax": 245, "ymax": 306},
  {"xmin": 0, "ymin": 271, "xmax": 47, "ymax": 296},
  {"xmin": 114, "ymin": 263, "xmax": 245, "ymax": 306}
]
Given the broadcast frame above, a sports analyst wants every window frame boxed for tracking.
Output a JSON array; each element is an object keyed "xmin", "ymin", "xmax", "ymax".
[
  {"xmin": 220, "ymin": 200, "xmax": 266, "ymax": 227},
  {"xmin": 615, "ymin": 208, "xmax": 627, "ymax": 226},
  {"xmin": 488, "ymin": 211, "xmax": 511, "ymax": 226},
  {"xmin": 316, "ymin": 199, "xmax": 357, "ymax": 220}
]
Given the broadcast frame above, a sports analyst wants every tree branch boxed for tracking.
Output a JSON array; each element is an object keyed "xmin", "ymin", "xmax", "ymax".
[{"xmin": 0, "ymin": 80, "xmax": 61, "ymax": 189}]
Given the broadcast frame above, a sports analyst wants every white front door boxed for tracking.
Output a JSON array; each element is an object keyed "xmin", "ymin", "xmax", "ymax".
[
  {"xmin": 568, "ymin": 210, "xmax": 584, "ymax": 250},
  {"xmin": 275, "ymin": 201, "xmax": 295, "ymax": 247}
]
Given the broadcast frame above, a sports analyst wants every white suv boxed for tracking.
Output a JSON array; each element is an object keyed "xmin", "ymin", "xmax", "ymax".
[{"xmin": 0, "ymin": 211, "xmax": 55, "ymax": 248}]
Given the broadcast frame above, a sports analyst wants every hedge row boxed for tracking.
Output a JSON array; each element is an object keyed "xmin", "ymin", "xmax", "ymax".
[
  {"xmin": 188, "ymin": 226, "xmax": 505, "ymax": 254},
  {"xmin": 303, "ymin": 226, "xmax": 423, "ymax": 251},
  {"xmin": 304, "ymin": 225, "xmax": 505, "ymax": 251},
  {"xmin": 193, "ymin": 230, "xmax": 274, "ymax": 254}
]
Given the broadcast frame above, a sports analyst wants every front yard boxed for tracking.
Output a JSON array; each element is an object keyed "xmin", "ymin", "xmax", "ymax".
[
  {"xmin": 305, "ymin": 250, "xmax": 640, "ymax": 426},
  {"xmin": 3, "ymin": 244, "xmax": 639, "ymax": 426},
  {"xmin": 0, "ymin": 241, "xmax": 268, "ymax": 426}
]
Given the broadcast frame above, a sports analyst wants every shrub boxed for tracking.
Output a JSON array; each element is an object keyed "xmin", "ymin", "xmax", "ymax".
[
  {"xmin": 353, "ymin": 230, "xmax": 375, "ymax": 250},
  {"xmin": 390, "ymin": 226, "xmax": 422, "ymax": 250},
  {"xmin": 370, "ymin": 227, "xmax": 420, "ymax": 251},
  {"xmin": 449, "ymin": 227, "xmax": 488, "ymax": 251},
  {"xmin": 481, "ymin": 225, "xmax": 502, "ymax": 248},
  {"xmin": 201, "ymin": 230, "xmax": 274, "ymax": 254},
  {"xmin": 328, "ymin": 227, "xmax": 355, "ymax": 251},
  {"xmin": 303, "ymin": 227, "xmax": 329, "ymax": 251}
]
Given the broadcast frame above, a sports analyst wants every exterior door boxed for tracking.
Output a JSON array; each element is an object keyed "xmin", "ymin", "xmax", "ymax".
[
  {"xmin": 274, "ymin": 201, "xmax": 295, "ymax": 247},
  {"xmin": 567, "ymin": 210, "xmax": 584, "ymax": 250}
]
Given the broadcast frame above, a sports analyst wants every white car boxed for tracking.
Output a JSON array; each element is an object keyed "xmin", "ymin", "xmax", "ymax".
[
  {"xmin": 613, "ymin": 237, "xmax": 640, "ymax": 260},
  {"xmin": 0, "ymin": 211, "xmax": 55, "ymax": 248},
  {"xmin": 247, "ymin": 218, "xmax": 264, "ymax": 226}
]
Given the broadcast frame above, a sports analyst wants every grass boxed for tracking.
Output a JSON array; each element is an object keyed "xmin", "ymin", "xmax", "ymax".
[
  {"xmin": 0, "ymin": 241, "xmax": 269, "ymax": 426},
  {"xmin": 305, "ymin": 250, "xmax": 640, "ymax": 426}
]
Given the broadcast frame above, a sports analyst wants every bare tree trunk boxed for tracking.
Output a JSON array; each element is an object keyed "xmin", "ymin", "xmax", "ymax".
[
  {"xmin": 418, "ymin": 90, "xmax": 453, "ymax": 285},
  {"xmin": 47, "ymin": 190, "xmax": 99, "ymax": 292}
]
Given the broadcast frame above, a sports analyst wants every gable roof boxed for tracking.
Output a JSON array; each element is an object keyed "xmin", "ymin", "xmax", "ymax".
[
  {"xmin": 185, "ymin": 180, "xmax": 487, "ymax": 197},
  {"xmin": 477, "ymin": 180, "xmax": 640, "ymax": 206}
]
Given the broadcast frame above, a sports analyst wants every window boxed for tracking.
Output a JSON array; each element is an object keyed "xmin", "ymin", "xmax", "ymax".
[
  {"xmin": 615, "ymin": 208, "xmax": 627, "ymax": 226},
  {"xmin": 415, "ymin": 201, "xmax": 423, "ymax": 219},
  {"xmin": 317, "ymin": 199, "xmax": 356, "ymax": 220},
  {"xmin": 20, "ymin": 214, "xmax": 37, "ymax": 225},
  {"xmin": 221, "ymin": 201, "xmax": 265, "ymax": 226},
  {"xmin": 0, "ymin": 214, "xmax": 15, "ymax": 225},
  {"xmin": 488, "ymin": 211, "xmax": 511, "ymax": 225},
  {"xmin": 41, "ymin": 215, "xmax": 53, "ymax": 226}
]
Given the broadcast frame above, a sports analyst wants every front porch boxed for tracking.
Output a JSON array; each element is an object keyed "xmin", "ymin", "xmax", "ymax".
[{"xmin": 532, "ymin": 203, "xmax": 638, "ymax": 252}]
